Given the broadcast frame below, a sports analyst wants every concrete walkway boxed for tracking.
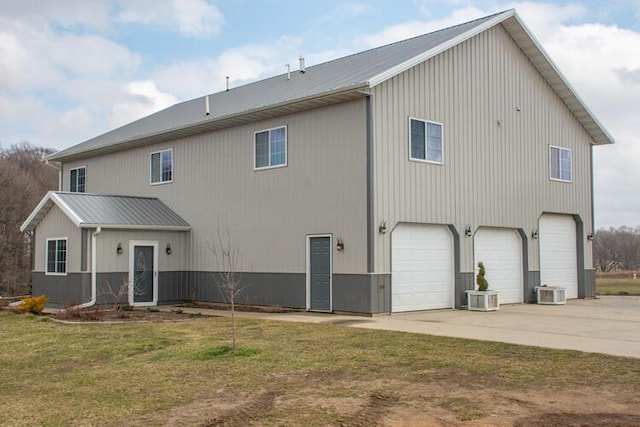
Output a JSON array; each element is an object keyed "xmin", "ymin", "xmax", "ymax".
[{"xmin": 164, "ymin": 296, "xmax": 640, "ymax": 358}]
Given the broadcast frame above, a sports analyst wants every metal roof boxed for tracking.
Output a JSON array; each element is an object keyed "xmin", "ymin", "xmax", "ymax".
[
  {"xmin": 20, "ymin": 192, "xmax": 191, "ymax": 232},
  {"xmin": 46, "ymin": 9, "xmax": 613, "ymax": 162}
]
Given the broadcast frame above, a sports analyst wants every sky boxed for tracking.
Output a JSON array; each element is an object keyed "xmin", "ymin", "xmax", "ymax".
[{"xmin": 0, "ymin": 0, "xmax": 638, "ymax": 229}]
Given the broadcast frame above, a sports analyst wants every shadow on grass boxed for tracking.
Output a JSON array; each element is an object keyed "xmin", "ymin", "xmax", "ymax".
[{"xmin": 196, "ymin": 345, "xmax": 261, "ymax": 360}]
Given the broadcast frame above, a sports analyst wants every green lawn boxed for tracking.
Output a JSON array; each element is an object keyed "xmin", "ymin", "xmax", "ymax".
[
  {"xmin": 596, "ymin": 277, "xmax": 640, "ymax": 295},
  {"xmin": 1, "ymin": 311, "xmax": 639, "ymax": 425}
]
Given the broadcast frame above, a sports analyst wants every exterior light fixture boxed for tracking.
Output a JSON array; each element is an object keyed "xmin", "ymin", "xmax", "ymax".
[
  {"xmin": 378, "ymin": 220, "xmax": 387, "ymax": 234},
  {"xmin": 116, "ymin": 243, "xmax": 123, "ymax": 255},
  {"xmin": 165, "ymin": 243, "xmax": 172, "ymax": 255},
  {"xmin": 336, "ymin": 238, "xmax": 344, "ymax": 251},
  {"xmin": 465, "ymin": 225, "xmax": 472, "ymax": 237},
  {"xmin": 587, "ymin": 232, "xmax": 594, "ymax": 241},
  {"xmin": 531, "ymin": 229, "xmax": 538, "ymax": 239}
]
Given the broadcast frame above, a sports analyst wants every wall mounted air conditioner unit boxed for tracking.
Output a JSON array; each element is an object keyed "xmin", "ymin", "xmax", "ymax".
[{"xmin": 535, "ymin": 286, "xmax": 566, "ymax": 305}]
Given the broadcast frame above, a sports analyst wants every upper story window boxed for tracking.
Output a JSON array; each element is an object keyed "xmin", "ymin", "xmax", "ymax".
[
  {"xmin": 151, "ymin": 148, "xmax": 173, "ymax": 184},
  {"xmin": 46, "ymin": 238, "xmax": 67, "ymax": 275},
  {"xmin": 254, "ymin": 126, "xmax": 287, "ymax": 170},
  {"xmin": 549, "ymin": 146, "xmax": 572, "ymax": 182},
  {"xmin": 409, "ymin": 118, "xmax": 443, "ymax": 164},
  {"xmin": 69, "ymin": 167, "xmax": 86, "ymax": 193}
]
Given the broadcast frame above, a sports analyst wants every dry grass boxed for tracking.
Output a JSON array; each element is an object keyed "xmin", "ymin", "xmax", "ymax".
[
  {"xmin": 597, "ymin": 277, "xmax": 640, "ymax": 295},
  {"xmin": 1, "ymin": 311, "xmax": 639, "ymax": 425}
]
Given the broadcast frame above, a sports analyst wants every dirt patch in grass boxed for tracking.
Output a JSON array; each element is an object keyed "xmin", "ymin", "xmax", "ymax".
[
  {"xmin": 116, "ymin": 380, "xmax": 640, "ymax": 426},
  {"xmin": 48, "ymin": 307, "xmax": 203, "ymax": 323}
]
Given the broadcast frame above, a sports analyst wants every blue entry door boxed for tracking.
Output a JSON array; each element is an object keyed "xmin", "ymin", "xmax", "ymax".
[{"xmin": 310, "ymin": 236, "xmax": 331, "ymax": 311}]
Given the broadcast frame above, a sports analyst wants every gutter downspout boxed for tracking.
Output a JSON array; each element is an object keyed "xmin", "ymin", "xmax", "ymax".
[
  {"xmin": 45, "ymin": 160, "xmax": 63, "ymax": 191},
  {"xmin": 63, "ymin": 226, "xmax": 100, "ymax": 312}
]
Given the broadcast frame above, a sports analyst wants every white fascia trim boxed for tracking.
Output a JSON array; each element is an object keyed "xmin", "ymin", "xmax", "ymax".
[
  {"xmin": 506, "ymin": 13, "xmax": 615, "ymax": 146},
  {"xmin": 80, "ymin": 224, "xmax": 191, "ymax": 231},
  {"xmin": 50, "ymin": 193, "xmax": 84, "ymax": 228},
  {"xmin": 367, "ymin": 9, "xmax": 516, "ymax": 87},
  {"xmin": 20, "ymin": 191, "xmax": 55, "ymax": 232}
]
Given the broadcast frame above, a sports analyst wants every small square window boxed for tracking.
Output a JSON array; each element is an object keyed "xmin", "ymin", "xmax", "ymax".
[
  {"xmin": 69, "ymin": 167, "xmax": 86, "ymax": 193},
  {"xmin": 409, "ymin": 118, "xmax": 443, "ymax": 164},
  {"xmin": 549, "ymin": 146, "xmax": 572, "ymax": 182},
  {"xmin": 46, "ymin": 238, "xmax": 67, "ymax": 275},
  {"xmin": 254, "ymin": 126, "xmax": 287, "ymax": 170},
  {"xmin": 151, "ymin": 149, "xmax": 173, "ymax": 184}
]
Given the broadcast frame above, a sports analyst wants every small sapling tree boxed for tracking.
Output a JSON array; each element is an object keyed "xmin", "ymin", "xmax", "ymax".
[
  {"xmin": 207, "ymin": 228, "xmax": 247, "ymax": 352},
  {"xmin": 476, "ymin": 262, "xmax": 489, "ymax": 291}
]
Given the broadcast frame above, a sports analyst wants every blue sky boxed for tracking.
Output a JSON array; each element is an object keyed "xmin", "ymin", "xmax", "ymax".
[{"xmin": 1, "ymin": 0, "xmax": 639, "ymax": 228}]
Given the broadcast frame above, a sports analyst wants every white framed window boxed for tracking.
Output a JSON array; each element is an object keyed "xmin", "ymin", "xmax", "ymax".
[
  {"xmin": 69, "ymin": 167, "xmax": 86, "ymax": 193},
  {"xmin": 254, "ymin": 126, "xmax": 287, "ymax": 170},
  {"xmin": 46, "ymin": 238, "xmax": 67, "ymax": 275},
  {"xmin": 549, "ymin": 146, "xmax": 572, "ymax": 182},
  {"xmin": 150, "ymin": 149, "xmax": 173, "ymax": 184},
  {"xmin": 409, "ymin": 118, "xmax": 443, "ymax": 164}
]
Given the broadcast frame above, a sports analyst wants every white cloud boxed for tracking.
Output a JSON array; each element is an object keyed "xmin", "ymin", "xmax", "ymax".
[
  {"xmin": 115, "ymin": 0, "xmax": 224, "ymax": 37},
  {"xmin": 0, "ymin": 0, "xmax": 114, "ymax": 32},
  {"xmin": 111, "ymin": 80, "xmax": 178, "ymax": 127},
  {"xmin": 152, "ymin": 37, "xmax": 304, "ymax": 100},
  {"xmin": 358, "ymin": 6, "xmax": 487, "ymax": 47}
]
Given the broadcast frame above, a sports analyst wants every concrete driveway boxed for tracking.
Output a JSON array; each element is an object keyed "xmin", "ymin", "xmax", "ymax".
[{"xmin": 181, "ymin": 296, "xmax": 640, "ymax": 358}]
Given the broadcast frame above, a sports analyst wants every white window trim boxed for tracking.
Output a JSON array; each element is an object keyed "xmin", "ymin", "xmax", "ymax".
[
  {"xmin": 408, "ymin": 117, "xmax": 444, "ymax": 165},
  {"xmin": 150, "ymin": 148, "xmax": 174, "ymax": 185},
  {"xmin": 549, "ymin": 145, "xmax": 573, "ymax": 183},
  {"xmin": 45, "ymin": 237, "xmax": 68, "ymax": 276},
  {"xmin": 69, "ymin": 166, "xmax": 86, "ymax": 193},
  {"xmin": 253, "ymin": 125, "xmax": 288, "ymax": 171}
]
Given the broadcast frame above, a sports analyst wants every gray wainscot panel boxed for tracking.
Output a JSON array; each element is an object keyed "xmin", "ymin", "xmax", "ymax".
[
  {"xmin": 584, "ymin": 269, "xmax": 596, "ymax": 298},
  {"xmin": 95, "ymin": 272, "xmax": 129, "ymax": 305},
  {"xmin": 458, "ymin": 272, "xmax": 475, "ymax": 308},
  {"xmin": 526, "ymin": 271, "xmax": 541, "ymax": 303},
  {"xmin": 187, "ymin": 271, "xmax": 306, "ymax": 309},
  {"xmin": 33, "ymin": 272, "xmax": 90, "ymax": 308}
]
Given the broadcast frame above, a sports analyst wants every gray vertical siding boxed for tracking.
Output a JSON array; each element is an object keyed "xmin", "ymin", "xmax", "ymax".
[
  {"xmin": 33, "ymin": 272, "xmax": 90, "ymax": 307},
  {"xmin": 585, "ymin": 269, "xmax": 596, "ymax": 298},
  {"xmin": 526, "ymin": 271, "xmax": 541, "ymax": 303},
  {"xmin": 95, "ymin": 229, "xmax": 190, "ymax": 273},
  {"xmin": 33, "ymin": 206, "xmax": 82, "ymax": 273},
  {"xmin": 62, "ymin": 100, "xmax": 369, "ymax": 276},
  {"xmin": 371, "ymin": 24, "xmax": 594, "ymax": 277}
]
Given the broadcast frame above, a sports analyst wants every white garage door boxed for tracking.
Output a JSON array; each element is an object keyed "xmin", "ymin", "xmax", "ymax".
[
  {"xmin": 473, "ymin": 228, "xmax": 523, "ymax": 304},
  {"xmin": 539, "ymin": 214, "xmax": 578, "ymax": 299},
  {"xmin": 391, "ymin": 224, "xmax": 454, "ymax": 312}
]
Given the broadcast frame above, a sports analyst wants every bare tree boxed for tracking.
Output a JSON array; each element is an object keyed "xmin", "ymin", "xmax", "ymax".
[
  {"xmin": 100, "ymin": 252, "xmax": 150, "ymax": 310},
  {"xmin": 594, "ymin": 226, "xmax": 640, "ymax": 272},
  {"xmin": 0, "ymin": 143, "xmax": 57, "ymax": 296},
  {"xmin": 207, "ymin": 229, "xmax": 247, "ymax": 352}
]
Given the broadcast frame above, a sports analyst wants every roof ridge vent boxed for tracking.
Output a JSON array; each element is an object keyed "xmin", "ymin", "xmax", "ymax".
[{"xmin": 299, "ymin": 56, "xmax": 305, "ymax": 73}]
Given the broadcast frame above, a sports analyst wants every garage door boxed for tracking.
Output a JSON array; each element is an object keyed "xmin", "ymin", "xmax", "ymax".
[
  {"xmin": 391, "ymin": 224, "xmax": 454, "ymax": 312},
  {"xmin": 473, "ymin": 228, "xmax": 523, "ymax": 304},
  {"xmin": 539, "ymin": 214, "xmax": 578, "ymax": 299}
]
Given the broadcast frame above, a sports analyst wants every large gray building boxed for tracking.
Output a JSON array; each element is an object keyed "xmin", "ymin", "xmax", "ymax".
[{"xmin": 22, "ymin": 9, "xmax": 613, "ymax": 313}]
